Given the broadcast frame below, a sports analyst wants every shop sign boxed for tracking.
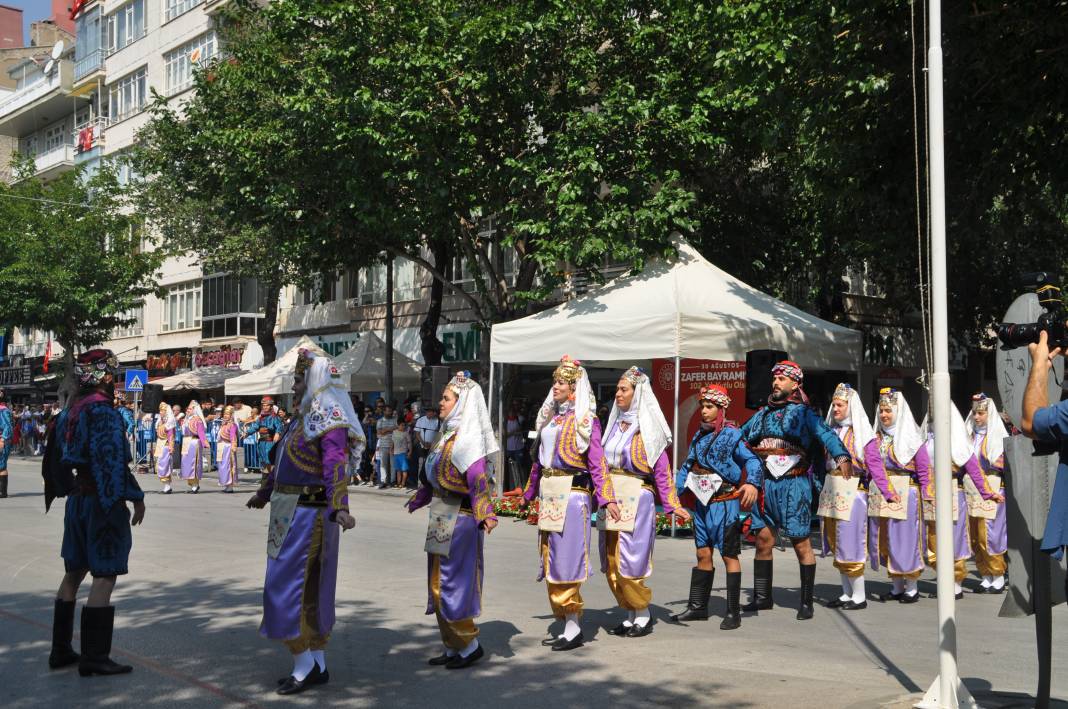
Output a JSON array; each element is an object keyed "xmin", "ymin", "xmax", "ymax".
[{"xmin": 195, "ymin": 346, "xmax": 244, "ymax": 368}]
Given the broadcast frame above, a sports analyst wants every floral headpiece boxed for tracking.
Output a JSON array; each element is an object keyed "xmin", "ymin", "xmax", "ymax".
[
  {"xmin": 621, "ymin": 366, "xmax": 647, "ymax": 386},
  {"xmin": 295, "ymin": 348, "xmax": 315, "ymax": 377},
  {"xmin": 447, "ymin": 370, "xmax": 475, "ymax": 395},
  {"xmin": 553, "ymin": 355, "xmax": 584, "ymax": 385},
  {"xmin": 971, "ymin": 393, "xmax": 990, "ymax": 412},
  {"xmin": 74, "ymin": 349, "xmax": 119, "ymax": 388},
  {"xmin": 771, "ymin": 360, "xmax": 803, "ymax": 383},
  {"xmin": 699, "ymin": 385, "xmax": 731, "ymax": 408},
  {"xmin": 878, "ymin": 387, "xmax": 899, "ymax": 407},
  {"xmin": 223, "ymin": 405, "xmax": 234, "ymax": 416},
  {"xmin": 832, "ymin": 383, "xmax": 854, "ymax": 401},
  {"xmin": 261, "ymin": 396, "xmax": 274, "ymax": 406}
]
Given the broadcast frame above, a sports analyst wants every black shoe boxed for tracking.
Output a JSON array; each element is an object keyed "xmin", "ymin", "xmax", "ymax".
[
  {"xmin": 607, "ymin": 622, "xmax": 631, "ymax": 636},
  {"xmin": 49, "ymin": 599, "xmax": 79, "ymax": 669},
  {"xmin": 796, "ymin": 563, "xmax": 816, "ymax": 621},
  {"xmin": 988, "ymin": 586, "xmax": 1005, "ymax": 595},
  {"xmin": 720, "ymin": 571, "xmax": 743, "ymax": 630},
  {"xmin": 277, "ymin": 666, "xmax": 329, "ymax": 685},
  {"xmin": 446, "ymin": 645, "xmax": 484, "ymax": 669},
  {"xmin": 742, "ymin": 559, "xmax": 774, "ymax": 612},
  {"xmin": 841, "ymin": 600, "xmax": 868, "ymax": 611},
  {"xmin": 428, "ymin": 653, "xmax": 454, "ymax": 666},
  {"xmin": 671, "ymin": 567, "xmax": 714, "ymax": 622},
  {"xmin": 879, "ymin": 591, "xmax": 904, "ymax": 602},
  {"xmin": 973, "ymin": 585, "xmax": 989, "ymax": 594},
  {"xmin": 826, "ymin": 598, "xmax": 847, "ymax": 609},
  {"xmin": 277, "ymin": 665, "xmax": 325, "ymax": 695},
  {"xmin": 625, "ymin": 623, "xmax": 652, "ymax": 638},
  {"xmin": 78, "ymin": 606, "xmax": 133, "ymax": 677},
  {"xmin": 899, "ymin": 592, "xmax": 920, "ymax": 604},
  {"xmin": 551, "ymin": 632, "xmax": 585, "ymax": 651}
]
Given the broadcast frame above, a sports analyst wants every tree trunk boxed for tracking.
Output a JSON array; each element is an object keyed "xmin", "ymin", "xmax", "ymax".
[
  {"xmin": 259, "ymin": 279, "xmax": 280, "ymax": 365},
  {"xmin": 419, "ymin": 239, "xmax": 448, "ymax": 366}
]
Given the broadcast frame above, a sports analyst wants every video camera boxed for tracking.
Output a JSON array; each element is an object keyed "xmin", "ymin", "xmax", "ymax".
[{"xmin": 997, "ymin": 272, "xmax": 1067, "ymax": 350}]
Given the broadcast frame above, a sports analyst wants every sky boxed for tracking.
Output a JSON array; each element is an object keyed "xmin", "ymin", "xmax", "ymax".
[{"xmin": 5, "ymin": 0, "xmax": 60, "ymax": 46}]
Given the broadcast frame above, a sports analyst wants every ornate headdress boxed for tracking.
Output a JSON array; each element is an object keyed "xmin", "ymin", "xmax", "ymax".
[
  {"xmin": 261, "ymin": 395, "xmax": 275, "ymax": 406},
  {"xmin": 74, "ymin": 349, "xmax": 119, "ymax": 388},
  {"xmin": 295, "ymin": 348, "xmax": 315, "ymax": 377},
  {"xmin": 621, "ymin": 366, "xmax": 647, "ymax": 386},
  {"xmin": 447, "ymin": 370, "xmax": 474, "ymax": 396},
  {"xmin": 832, "ymin": 383, "xmax": 854, "ymax": 401},
  {"xmin": 971, "ymin": 393, "xmax": 990, "ymax": 413},
  {"xmin": 699, "ymin": 385, "xmax": 731, "ymax": 409},
  {"xmin": 878, "ymin": 387, "xmax": 898, "ymax": 407},
  {"xmin": 223, "ymin": 405, "xmax": 234, "ymax": 417},
  {"xmin": 553, "ymin": 355, "xmax": 584, "ymax": 385},
  {"xmin": 771, "ymin": 360, "xmax": 803, "ymax": 383}
]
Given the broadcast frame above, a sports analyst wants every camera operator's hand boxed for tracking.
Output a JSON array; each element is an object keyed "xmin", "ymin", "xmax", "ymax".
[
  {"xmin": 1028, "ymin": 330, "xmax": 1064, "ymax": 375},
  {"xmin": 1023, "ymin": 330, "xmax": 1064, "ymax": 438}
]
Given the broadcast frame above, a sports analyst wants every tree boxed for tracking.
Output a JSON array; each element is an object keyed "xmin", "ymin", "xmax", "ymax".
[{"xmin": 0, "ymin": 159, "xmax": 164, "ymax": 401}]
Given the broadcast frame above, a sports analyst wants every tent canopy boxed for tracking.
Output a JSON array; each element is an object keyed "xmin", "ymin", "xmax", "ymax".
[
  {"xmin": 225, "ymin": 336, "xmax": 331, "ymax": 396},
  {"xmin": 490, "ymin": 238, "xmax": 861, "ymax": 370},
  {"xmin": 334, "ymin": 332, "xmax": 423, "ymax": 393},
  {"xmin": 152, "ymin": 366, "xmax": 246, "ymax": 392}
]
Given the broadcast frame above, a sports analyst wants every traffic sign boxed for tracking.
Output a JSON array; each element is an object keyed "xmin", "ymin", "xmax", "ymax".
[{"xmin": 124, "ymin": 369, "xmax": 148, "ymax": 392}]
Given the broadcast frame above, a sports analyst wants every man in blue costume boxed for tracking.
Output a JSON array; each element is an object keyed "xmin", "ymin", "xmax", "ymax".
[
  {"xmin": 0, "ymin": 389, "xmax": 12, "ymax": 498},
  {"xmin": 739, "ymin": 361, "xmax": 852, "ymax": 620},
  {"xmin": 256, "ymin": 396, "xmax": 284, "ymax": 482},
  {"xmin": 671, "ymin": 385, "xmax": 763, "ymax": 629},
  {"xmin": 43, "ymin": 350, "xmax": 146, "ymax": 676}
]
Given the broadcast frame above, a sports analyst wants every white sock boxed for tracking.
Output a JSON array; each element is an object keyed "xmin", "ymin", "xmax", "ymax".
[
  {"xmin": 954, "ymin": 582, "xmax": 962, "ymax": 596},
  {"xmin": 851, "ymin": 576, "xmax": 866, "ymax": 604},
  {"xmin": 992, "ymin": 575, "xmax": 1005, "ymax": 590},
  {"xmin": 633, "ymin": 608, "xmax": 651, "ymax": 628},
  {"xmin": 442, "ymin": 645, "xmax": 457, "ymax": 657},
  {"xmin": 562, "ymin": 614, "xmax": 581, "ymax": 641},
  {"xmin": 162, "ymin": 484, "xmax": 171, "ymax": 492},
  {"xmin": 291, "ymin": 650, "xmax": 315, "ymax": 681},
  {"xmin": 980, "ymin": 575, "xmax": 993, "ymax": 588},
  {"xmin": 459, "ymin": 638, "xmax": 479, "ymax": 658},
  {"xmin": 311, "ymin": 650, "xmax": 326, "ymax": 671},
  {"xmin": 623, "ymin": 610, "xmax": 634, "ymax": 628},
  {"xmin": 891, "ymin": 577, "xmax": 905, "ymax": 594},
  {"xmin": 904, "ymin": 578, "xmax": 918, "ymax": 597},
  {"xmin": 839, "ymin": 573, "xmax": 853, "ymax": 602}
]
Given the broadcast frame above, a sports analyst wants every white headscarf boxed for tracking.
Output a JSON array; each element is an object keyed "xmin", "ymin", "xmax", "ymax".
[
  {"xmin": 919, "ymin": 407, "xmax": 974, "ymax": 468},
  {"xmin": 186, "ymin": 400, "xmax": 205, "ymax": 428},
  {"xmin": 535, "ymin": 356, "xmax": 596, "ymax": 453},
  {"xmin": 825, "ymin": 383, "xmax": 876, "ymax": 456},
  {"xmin": 159, "ymin": 404, "xmax": 176, "ymax": 431},
  {"xmin": 873, "ymin": 389, "xmax": 923, "ymax": 465},
  {"xmin": 299, "ymin": 351, "xmax": 366, "ymax": 457},
  {"xmin": 965, "ymin": 394, "xmax": 1008, "ymax": 465},
  {"xmin": 602, "ymin": 366, "xmax": 671, "ymax": 464},
  {"xmin": 434, "ymin": 372, "xmax": 499, "ymax": 473}
]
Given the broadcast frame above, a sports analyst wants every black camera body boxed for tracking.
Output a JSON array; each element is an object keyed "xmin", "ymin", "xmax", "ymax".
[{"xmin": 997, "ymin": 272, "xmax": 1067, "ymax": 350}]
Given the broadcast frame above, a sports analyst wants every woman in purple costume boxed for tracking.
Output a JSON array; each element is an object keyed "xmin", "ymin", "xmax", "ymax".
[
  {"xmin": 216, "ymin": 406, "xmax": 240, "ymax": 493},
  {"xmin": 965, "ymin": 393, "xmax": 1009, "ymax": 593},
  {"xmin": 246, "ymin": 349, "xmax": 364, "ymax": 695},
  {"xmin": 822, "ymin": 383, "xmax": 892, "ymax": 611},
  {"xmin": 599, "ymin": 366, "xmax": 687, "ymax": 637},
  {"xmin": 156, "ymin": 402, "xmax": 176, "ymax": 494},
  {"xmin": 407, "ymin": 371, "xmax": 498, "ymax": 669},
  {"xmin": 870, "ymin": 388, "xmax": 931, "ymax": 604},
  {"xmin": 521, "ymin": 355, "xmax": 620, "ymax": 652},
  {"xmin": 180, "ymin": 401, "xmax": 209, "ymax": 494}
]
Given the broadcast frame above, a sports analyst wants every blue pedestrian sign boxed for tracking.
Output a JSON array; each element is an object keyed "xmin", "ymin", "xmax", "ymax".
[{"xmin": 124, "ymin": 369, "xmax": 148, "ymax": 392}]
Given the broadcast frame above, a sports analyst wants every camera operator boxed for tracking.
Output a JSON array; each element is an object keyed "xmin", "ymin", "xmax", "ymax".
[{"xmin": 1020, "ymin": 330, "xmax": 1068, "ymax": 565}]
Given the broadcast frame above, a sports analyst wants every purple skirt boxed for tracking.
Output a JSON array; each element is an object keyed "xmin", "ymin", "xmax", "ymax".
[
  {"xmin": 261, "ymin": 505, "xmax": 339, "ymax": 642},
  {"xmin": 823, "ymin": 490, "xmax": 868, "ymax": 568},
  {"xmin": 180, "ymin": 441, "xmax": 202, "ymax": 480},
  {"xmin": 598, "ymin": 488, "xmax": 655, "ymax": 579},
  {"xmin": 156, "ymin": 445, "xmax": 172, "ymax": 480},
  {"xmin": 426, "ymin": 513, "xmax": 484, "ymax": 622},
  {"xmin": 869, "ymin": 486, "xmax": 924, "ymax": 577},
  {"xmin": 982, "ymin": 498, "xmax": 1008, "ymax": 555},
  {"xmin": 539, "ymin": 489, "xmax": 591, "ymax": 584},
  {"xmin": 216, "ymin": 441, "xmax": 237, "ymax": 486}
]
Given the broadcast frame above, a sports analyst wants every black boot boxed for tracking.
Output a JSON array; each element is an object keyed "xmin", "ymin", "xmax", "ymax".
[
  {"xmin": 720, "ymin": 572, "xmax": 743, "ymax": 630},
  {"xmin": 0, "ymin": 475, "xmax": 8, "ymax": 498},
  {"xmin": 671, "ymin": 568, "xmax": 714, "ymax": 622},
  {"xmin": 796, "ymin": 563, "xmax": 816, "ymax": 620},
  {"xmin": 742, "ymin": 559, "xmax": 774, "ymax": 612},
  {"xmin": 48, "ymin": 599, "xmax": 79, "ymax": 669},
  {"xmin": 78, "ymin": 606, "xmax": 133, "ymax": 677}
]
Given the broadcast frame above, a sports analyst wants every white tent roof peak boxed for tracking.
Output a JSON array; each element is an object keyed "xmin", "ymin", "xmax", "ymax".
[
  {"xmin": 334, "ymin": 332, "xmax": 423, "ymax": 393},
  {"xmin": 224, "ymin": 336, "xmax": 332, "ymax": 396},
  {"xmin": 490, "ymin": 236, "xmax": 861, "ymax": 369}
]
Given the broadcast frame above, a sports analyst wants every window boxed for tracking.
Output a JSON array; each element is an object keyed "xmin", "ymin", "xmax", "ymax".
[
  {"xmin": 19, "ymin": 135, "xmax": 37, "ymax": 157},
  {"xmin": 113, "ymin": 304, "xmax": 144, "ymax": 338},
  {"xmin": 43, "ymin": 121, "xmax": 67, "ymax": 153},
  {"xmin": 106, "ymin": 0, "xmax": 145, "ymax": 54},
  {"xmin": 352, "ymin": 258, "xmax": 418, "ymax": 305},
  {"xmin": 301, "ymin": 271, "xmax": 338, "ymax": 305},
  {"xmin": 163, "ymin": 31, "xmax": 218, "ymax": 95},
  {"xmin": 109, "ymin": 67, "xmax": 147, "ymax": 122},
  {"xmin": 201, "ymin": 274, "xmax": 265, "ymax": 340},
  {"xmin": 161, "ymin": 281, "xmax": 201, "ymax": 332},
  {"xmin": 164, "ymin": 0, "xmax": 205, "ymax": 23}
]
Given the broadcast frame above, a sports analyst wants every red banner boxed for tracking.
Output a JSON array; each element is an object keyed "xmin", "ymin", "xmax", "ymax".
[{"xmin": 650, "ymin": 358, "xmax": 752, "ymax": 466}]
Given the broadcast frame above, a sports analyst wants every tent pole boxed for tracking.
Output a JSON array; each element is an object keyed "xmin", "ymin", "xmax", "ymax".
[
  {"xmin": 497, "ymin": 362, "xmax": 505, "ymax": 494},
  {"xmin": 671, "ymin": 356, "xmax": 680, "ymax": 538}
]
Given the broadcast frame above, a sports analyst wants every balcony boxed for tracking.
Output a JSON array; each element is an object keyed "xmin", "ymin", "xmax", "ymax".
[
  {"xmin": 73, "ymin": 48, "xmax": 106, "ymax": 87},
  {"xmin": 34, "ymin": 144, "xmax": 76, "ymax": 179},
  {"xmin": 73, "ymin": 117, "xmax": 108, "ymax": 155},
  {"xmin": 0, "ymin": 62, "xmax": 75, "ymax": 138}
]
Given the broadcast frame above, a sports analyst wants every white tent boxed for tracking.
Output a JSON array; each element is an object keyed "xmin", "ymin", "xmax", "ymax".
[
  {"xmin": 152, "ymin": 366, "xmax": 246, "ymax": 392},
  {"xmin": 225, "ymin": 336, "xmax": 332, "ymax": 396},
  {"xmin": 334, "ymin": 332, "xmax": 423, "ymax": 393},
  {"xmin": 490, "ymin": 238, "xmax": 861, "ymax": 369}
]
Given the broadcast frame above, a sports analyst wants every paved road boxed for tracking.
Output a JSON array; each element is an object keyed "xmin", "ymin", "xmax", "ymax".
[{"xmin": 1, "ymin": 457, "xmax": 1065, "ymax": 708}]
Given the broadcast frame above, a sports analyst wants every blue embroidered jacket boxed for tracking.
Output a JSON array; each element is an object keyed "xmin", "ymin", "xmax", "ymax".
[
  {"xmin": 61, "ymin": 401, "xmax": 144, "ymax": 513},
  {"xmin": 739, "ymin": 402, "xmax": 849, "ymax": 472},
  {"xmin": 675, "ymin": 425, "xmax": 764, "ymax": 492}
]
